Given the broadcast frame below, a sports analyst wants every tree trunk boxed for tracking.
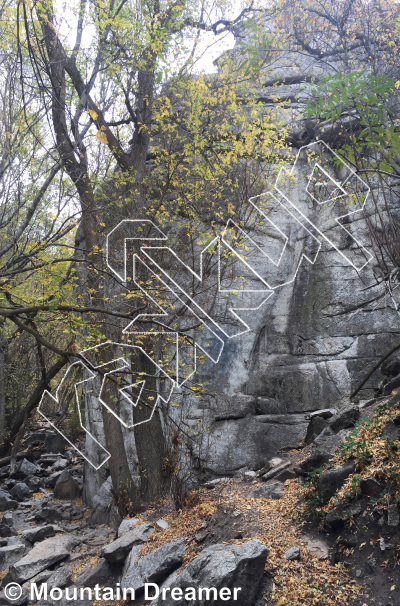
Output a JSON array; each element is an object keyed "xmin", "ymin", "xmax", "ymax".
[
  {"xmin": 131, "ymin": 350, "xmax": 170, "ymax": 510},
  {"xmin": 39, "ymin": 6, "xmax": 168, "ymax": 515},
  {"xmin": 0, "ymin": 356, "xmax": 68, "ymax": 457},
  {"xmin": 0, "ymin": 335, "xmax": 6, "ymax": 444}
]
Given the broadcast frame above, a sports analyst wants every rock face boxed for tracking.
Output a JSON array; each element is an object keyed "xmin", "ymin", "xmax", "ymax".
[
  {"xmin": 66, "ymin": 28, "xmax": 400, "ymax": 509},
  {"xmin": 152, "ymin": 539, "xmax": 268, "ymax": 606},
  {"xmin": 156, "ymin": 147, "xmax": 399, "ymax": 479},
  {"xmin": 8, "ymin": 534, "xmax": 80, "ymax": 582}
]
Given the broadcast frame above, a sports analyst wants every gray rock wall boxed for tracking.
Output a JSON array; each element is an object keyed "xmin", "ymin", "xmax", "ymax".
[
  {"xmin": 173, "ymin": 145, "xmax": 400, "ymax": 478},
  {"xmin": 79, "ymin": 41, "xmax": 400, "ymax": 489}
]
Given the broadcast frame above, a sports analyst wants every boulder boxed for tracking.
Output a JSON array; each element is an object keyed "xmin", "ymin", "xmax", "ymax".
[
  {"xmin": 51, "ymin": 458, "xmax": 69, "ymax": 471},
  {"xmin": 14, "ymin": 458, "xmax": 40, "ymax": 479},
  {"xmin": 330, "ymin": 407, "xmax": 359, "ymax": 432},
  {"xmin": 89, "ymin": 477, "xmax": 120, "ymax": 529},
  {"xmin": 117, "ymin": 518, "xmax": 141, "ymax": 537},
  {"xmin": 121, "ymin": 539, "xmax": 185, "ymax": 593},
  {"xmin": 284, "ymin": 546, "xmax": 300, "ymax": 561},
  {"xmin": 302, "ymin": 534, "xmax": 329, "ymax": 560},
  {"xmin": 0, "ymin": 585, "xmax": 29, "ymax": 605},
  {"xmin": 35, "ymin": 506, "xmax": 63, "ymax": 523},
  {"xmin": 45, "ymin": 471, "xmax": 64, "ymax": 489},
  {"xmin": 29, "ymin": 569, "xmax": 53, "ymax": 584},
  {"xmin": 309, "ymin": 409, "xmax": 337, "ymax": 420},
  {"xmin": 0, "ymin": 523, "xmax": 15, "ymax": 538},
  {"xmin": 300, "ymin": 429, "xmax": 348, "ymax": 473},
  {"xmin": 325, "ymin": 499, "xmax": 366, "ymax": 531},
  {"xmin": 305, "ymin": 416, "xmax": 329, "ymax": 445},
  {"xmin": 156, "ymin": 520, "xmax": 169, "ymax": 530},
  {"xmin": 8, "ymin": 534, "xmax": 80, "ymax": 583},
  {"xmin": 0, "ymin": 489, "xmax": 18, "ymax": 512},
  {"xmin": 274, "ymin": 468, "xmax": 297, "ymax": 482},
  {"xmin": 26, "ymin": 430, "xmax": 53, "ymax": 445},
  {"xmin": 360, "ymin": 476, "xmax": 384, "ymax": 498},
  {"xmin": 151, "ymin": 539, "xmax": 268, "ymax": 606},
  {"xmin": 3, "ymin": 480, "xmax": 16, "ymax": 490},
  {"xmin": 195, "ymin": 530, "xmax": 208, "ymax": 544},
  {"xmin": 200, "ymin": 413, "xmax": 307, "ymax": 475},
  {"xmin": 45, "ymin": 434, "xmax": 66, "ymax": 454},
  {"xmin": 53, "ymin": 471, "xmax": 80, "ymax": 500},
  {"xmin": 75, "ymin": 558, "xmax": 122, "ymax": 588},
  {"xmin": 2, "ymin": 512, "xmax": 14, "ymax": 526},
  {"xmin": 101, "ymin": 524, "xmax": 154, "ymax": 563},
  {"xmin": 21, "ymin": 525, "xmax": 58, "ymax": 544},
  {"xmin": 318, "ymin": 460, "xmax": 356, "ymax": 503},
  {"xmin": 46, "ymin": 566, "xmax": 72, "ymax": 588},
  {"xmin": 381, "ymin": 357, "xmax": 400, "ymax": 377},
  {"xmin": 383, "ymin": 421, "xmax": 400, "ymax": 441},
  {"xmin": 249, "ymin": 482, "xmax": 283, "ymax": 500},
  {"xmin": 9, "ymin": 483, "xmax": 32, "ymax": 502},
  {"xmin": 0, "ymin": 544, "xmax": 27, "ymax": 571},
  {"xmin": 382, "ymin": 373, "xmax": 400, "ymax": 396},
  {"xmin": 25, "ymin": 477, "xmax": 42, "ymax": 492}
]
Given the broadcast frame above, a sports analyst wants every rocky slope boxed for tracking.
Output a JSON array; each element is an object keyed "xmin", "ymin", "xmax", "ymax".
[{"xmin": 1, "ymin": 392, "xmax": 400, "ymax": 605}]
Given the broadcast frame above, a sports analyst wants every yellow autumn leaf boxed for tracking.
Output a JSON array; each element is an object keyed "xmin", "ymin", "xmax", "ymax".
[
  {"xmin": 395, "ymin": 81, "xmax": 400, "ymax": 89},
  {"xmin": 88, "ymin": 109, "xmax": 98, "ymax": 120},
  {"xmin": 96, "ymin": 130, "xmax": 108, "ymax": 144}
]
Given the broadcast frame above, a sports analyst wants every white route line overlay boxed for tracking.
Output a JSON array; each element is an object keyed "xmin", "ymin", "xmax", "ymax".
[{"xmin": 38, "ymin": 141, "xmax": 373, "ymax": 469}]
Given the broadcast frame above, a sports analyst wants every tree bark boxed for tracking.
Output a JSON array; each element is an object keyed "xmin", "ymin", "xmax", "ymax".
[
  {"xmin": 0, "ymin": 356, "xmax": 68, "ymax": 457},
  {"xmin": 0, "ymin": 334, "xmax": 6, "ymax": 444},
  {"xmin": 131, "ymin": 350, "xmax": 170, "ymax": 510}
]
